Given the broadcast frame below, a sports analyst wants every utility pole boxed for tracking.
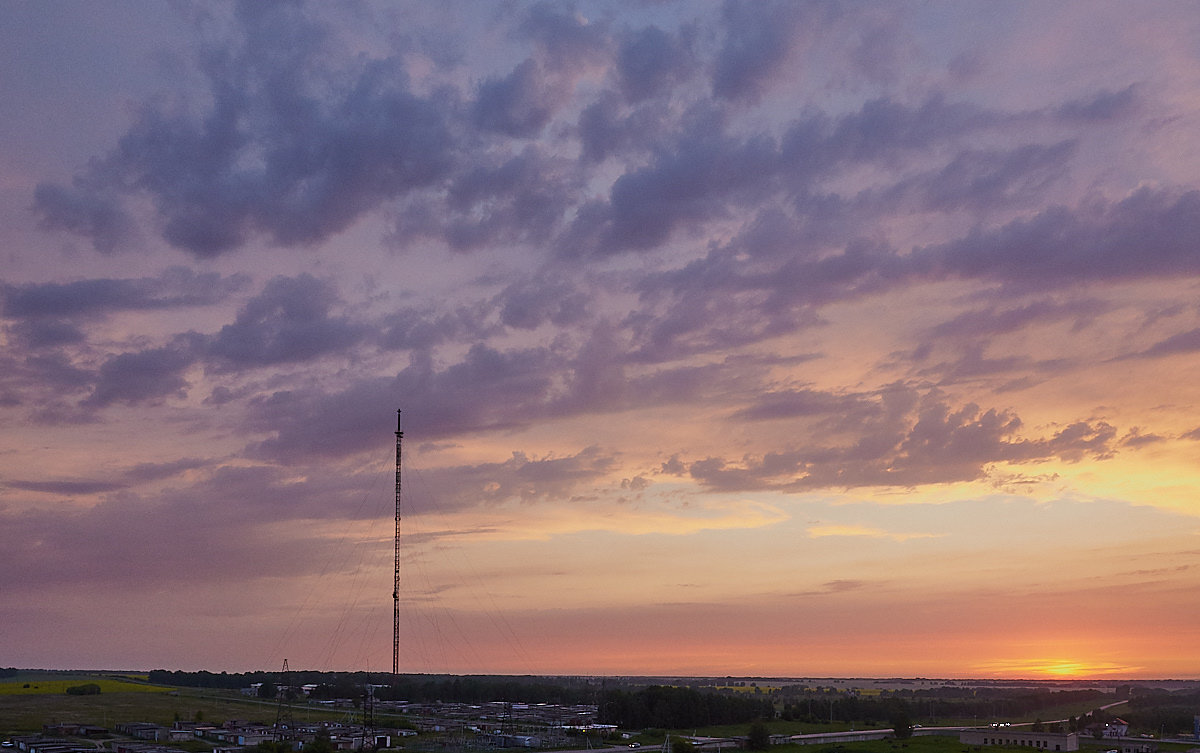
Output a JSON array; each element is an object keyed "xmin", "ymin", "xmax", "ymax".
[{"xmin": 393, "ymin": 409, "xmax": 403, "ymax": 677}]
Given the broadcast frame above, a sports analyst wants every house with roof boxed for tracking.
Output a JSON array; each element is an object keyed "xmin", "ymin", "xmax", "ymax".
[{"xmin": 1103, "ymin": 719, "xmax": 1131, "ymax": 738}]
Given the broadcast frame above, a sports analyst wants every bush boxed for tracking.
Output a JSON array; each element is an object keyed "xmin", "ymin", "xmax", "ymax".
[
  {"xmin": 747, "ymin": 720, "xmax": 771, "ymax": 751},
  {"xmin": 671, "ymin": 737, "xmax": 696, "ymax": 753}
]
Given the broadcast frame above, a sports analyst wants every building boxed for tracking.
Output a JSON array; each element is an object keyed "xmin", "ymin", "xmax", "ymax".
[
  {"xmin": 114, "ymin": 724, "xmax": 169, "ymax": 742},
  {"xmin": 41, "ymin": 725, "xmax": 107, "ymax": 737},
  {"xmin": 1103, "ymin": 720, "xmax": 1130, "ymax": 738},
  {"xmin": 11, "ymin": 737, "xmax": 92, "ymax": 753},
  {"xmin": 788, "ymin": 730, "xmax": 894, "ymax": 746},
  {"xmin": 1111, "ymin": 743, "xmax": 1156, "ymax": 753},
  {"xmin": 960, "ymin": 729, "xmax": 1079, "ymax": 752},
  {"xmin": 195, "ymin": 723, "xmax": 273, "ymax": 747},
  {"xmin": 111, "ymin": 742, "xmax": 189, "ymax": 753},
  {"xmin": 678, "ymin": 736, "xmax": 739, "ymax": 751}
]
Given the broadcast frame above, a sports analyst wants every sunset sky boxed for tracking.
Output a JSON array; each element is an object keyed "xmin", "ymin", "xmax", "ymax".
[{"xmin": 3, "ymin": 1, "xmax": 1200, "ymax": 680}]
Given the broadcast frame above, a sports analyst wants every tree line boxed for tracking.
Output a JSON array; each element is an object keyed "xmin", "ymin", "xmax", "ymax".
[
  {"xmin": 375, "ymin": 675, "xmax": 594, "ymax": 704},
  {"xmin": 148, "ymin": 669, "xmax": 278, "ymax": 689},
  {"xmin": 147, "ymin": 670, "xmax": 597, "ymax": 705},
  {"xmin": 773, "ymin": 685, "xmax": 1111, "ymax": 725},
  {"xmin": 597, "ymin": 685, "xmax": 775, "ymax": 729},
  {"xmin": 1124, "ymin": 688, "xmax": 1200, "ymax": 737}
]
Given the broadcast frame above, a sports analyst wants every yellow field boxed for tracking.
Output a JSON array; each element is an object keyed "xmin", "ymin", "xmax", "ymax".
[
  {"xmin": 0, "ymin": 677, "xmax": 170, "ymax": 696},
  {"xmin": 708, "ymin": 684, "xmax": 781, "ymax": 693}
]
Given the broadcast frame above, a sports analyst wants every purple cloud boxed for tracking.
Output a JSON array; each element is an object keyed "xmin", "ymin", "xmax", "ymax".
[
  {"xmin": 495, "ymin": 273, "xmax": 590, "ymax": 330},
  {"xmin": 472, "ymin": 59, "xmax": 563, "ymax": 138},
  {"xmin": 1, "ymin": 268, "xmax": 246, "ymax": 320},
  {"xmin": 84, "ymin": 336, "xmax": 200, "ymax": 408},
  {"xmin": 207, "ymin": 274, "xmax": 368, "ymax": 369},
  {"xmin": 1130, "ymin": 327, "xmax": 1200, "ymax": 359},
  {"xmin": 898, "ymin": 141, "xmax": 1077, "ymax": 212},
  {"xmin": 565, "ymin": 112, "xmax": 779, "ymax": 255},
  {"xmin": 712, "ymin": 0, "xmax": 829, "ymax": 102},
  {"xmin": 731, "ymin": 388, "xmax": 869, "ymax": 422},
  {"xmin": 691, "ymin": 388, "xmax": 1118, "ymax": 491},
  {"xmin": 32, "ymin": 181, "xmax": 137, "ymax": 253},
  {"xmin": 1055, "ymin": 85, "xmax": 1138, "ymax": 121},
  {"xmin": 930, "ymin": 299, "xmax": 1106, "ymax": 339},
  {"xmin": 5, "ymin": 479, "xmax": 126, "ymax": 495},
  {"xmin": 411, "ymin": 445, "xmax": 619, "ymax": 514},
  {"xmin": 616, "ymin": 24, "xmax": 696, "ymax": 103},
  {"xmin": 3, "ymin": 458, "xmax": 206, "ymax": 497},
  {"xmin": 517, "ymin": 1, "xmax": 611, "ymax": 70},
  {"xmin": 437, "ymin": 147, "xmax": 581, "ymax": 251},
  {"xmin": 917, "ymin": 188, "xmax": 1200, "ymax": 284},
  {"xmin": 34, "ymin": 3, "xmax": 453, "ymax": 257},
  {"xmin": 377, "ymin": 305, "xmax": 492, "ymax": 352},
  {"xmin": 244, "ymin": 342, "xmax": 559, "ymax": 462},
  {"xmin": 9, "ymin": 320, "xmax": 86, "ymax": 349},
  {"xmin": 0, "ymin": 466, "xmax": 375, "ymax": 595}
]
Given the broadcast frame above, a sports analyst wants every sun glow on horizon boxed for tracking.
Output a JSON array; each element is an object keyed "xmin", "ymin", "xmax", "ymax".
[
  {"xmin": 973, "ymin": 658, "xmax": 1145, "ymax": 678},
  {"xmin": 1044, "ymin": 661, "xmax": 1092, "ymax": 677}
]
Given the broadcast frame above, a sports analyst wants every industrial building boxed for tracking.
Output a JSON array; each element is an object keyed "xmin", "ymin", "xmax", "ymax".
[{"xmin": 960, "ymin": 729, "xmax": 1079, "ymax": 751}]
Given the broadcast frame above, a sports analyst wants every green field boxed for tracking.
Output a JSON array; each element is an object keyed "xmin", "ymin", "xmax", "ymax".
[{"xmin": 0, "ymin": 676, "xmax": 342, "ymax": 735}]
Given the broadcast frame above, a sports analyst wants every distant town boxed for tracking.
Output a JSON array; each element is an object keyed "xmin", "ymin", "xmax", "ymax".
[{"xmin": 2, "ymin": 672, "xmax": 1199, "ymax": 753}]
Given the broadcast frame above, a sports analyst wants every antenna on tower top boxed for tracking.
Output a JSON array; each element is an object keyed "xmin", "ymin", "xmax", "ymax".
[{"xmin": 392, "ymin": 409, "xmax": 403, "ymax": 677}]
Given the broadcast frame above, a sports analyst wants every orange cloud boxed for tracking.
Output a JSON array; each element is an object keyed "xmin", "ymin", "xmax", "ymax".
[{"xmin": 806, "ymin": 523, "xmax": 943, "ymax": 541}]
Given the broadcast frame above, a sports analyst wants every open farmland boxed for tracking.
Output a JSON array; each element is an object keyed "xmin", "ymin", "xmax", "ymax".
[
  {"xmin": 0, "ymin": 676, "xmax": 167, "ymax": 696},
  {"xmin": 0, "ymin": 675, "xmax": 339, "ymax": 735}
]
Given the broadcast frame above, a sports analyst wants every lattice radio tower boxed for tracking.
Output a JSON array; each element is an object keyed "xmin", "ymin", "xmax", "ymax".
[
  {"xmin": 392, "ymin": 409, "xmax": 403, "ymax": 677},
  {"xmin": 273, "ymin": 658, "xmax": 293, "ymax": 742}
]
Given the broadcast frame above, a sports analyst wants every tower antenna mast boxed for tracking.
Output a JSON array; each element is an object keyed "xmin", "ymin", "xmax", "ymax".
[{"xmin": 392, "ymin": 409, "xmax": 403, "ymax": 677}]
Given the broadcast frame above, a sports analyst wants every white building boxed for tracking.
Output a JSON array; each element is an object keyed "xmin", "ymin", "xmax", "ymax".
[{"xmin": 959, "ymin": 729, "xmax": 1079, "ymax": 752}]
